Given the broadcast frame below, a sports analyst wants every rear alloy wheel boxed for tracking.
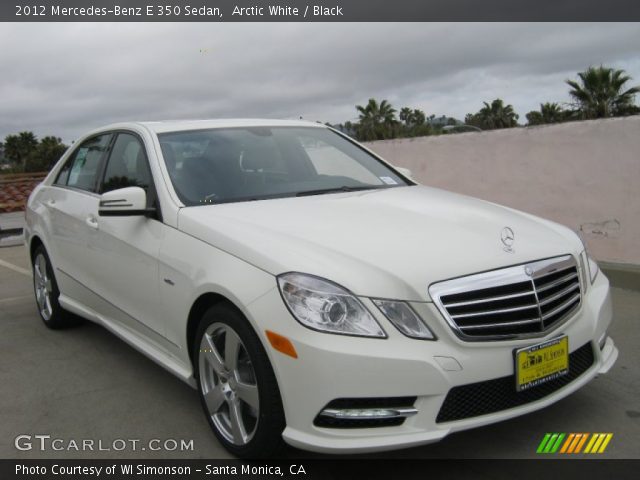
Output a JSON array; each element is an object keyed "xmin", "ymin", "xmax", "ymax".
[
  {"xmin": 195, "ymin": 303, "xmax": 285, "ymax": 458},
  {"xmin": 32, "ymin": 245, "xmax": 81, "ymax": 329},
  {"xmin": 33, "ymin": 251, "xmax": 54, "ymax": 322}
]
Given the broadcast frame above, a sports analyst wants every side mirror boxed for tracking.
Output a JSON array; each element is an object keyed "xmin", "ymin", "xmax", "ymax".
[
  {"xmin": 395, "ymin": 166, "xmax": 413, "ymax": 179},
  {"xmin": 98, "ymin": 187, "xmax": 155, "ymax": 217}
]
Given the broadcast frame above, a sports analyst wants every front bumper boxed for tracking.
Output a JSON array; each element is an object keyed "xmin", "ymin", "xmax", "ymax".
[{"xmin": 247, "ymin": 270, "xmax": 617, "ymax": 454}]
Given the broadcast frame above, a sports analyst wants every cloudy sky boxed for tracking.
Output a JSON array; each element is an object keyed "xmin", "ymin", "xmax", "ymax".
[{"xmin": 1, "ymin": 22, "xmax": 639, "ymax": 142}]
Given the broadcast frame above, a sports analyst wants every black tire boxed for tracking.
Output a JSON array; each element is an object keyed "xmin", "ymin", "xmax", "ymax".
[
  {"xmin": 32, "ymin": 245, "xmax": 82, "ymax": 329},
  {"xmin": 194, "ymin": 302, "xmax": 286, "ymax": 458}
]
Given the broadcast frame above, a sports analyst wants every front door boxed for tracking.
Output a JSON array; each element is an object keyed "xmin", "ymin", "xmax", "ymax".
[{"xmin": 89, "ymin": 132, "xmax": 171, "ymax": 348}]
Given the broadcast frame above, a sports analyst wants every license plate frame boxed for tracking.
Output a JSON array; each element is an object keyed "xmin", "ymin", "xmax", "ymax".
[{"xmin": 515, "ymin": 336, "xmax": 569, "ymax": 392}]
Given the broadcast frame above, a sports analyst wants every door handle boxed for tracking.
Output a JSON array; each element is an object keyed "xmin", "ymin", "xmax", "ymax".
[
  {"xmin": 85, "ymin": 216, "xmax": 99, "ymax": 230},
  {"xmin": 46, "ymin": 199, "xmax": 56, "ymax": 208}
]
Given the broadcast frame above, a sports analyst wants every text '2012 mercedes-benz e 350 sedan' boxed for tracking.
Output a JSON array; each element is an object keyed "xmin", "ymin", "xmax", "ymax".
[{"xmin": 25, "ymin": 119, "xmax": 618, "ymax": 457}]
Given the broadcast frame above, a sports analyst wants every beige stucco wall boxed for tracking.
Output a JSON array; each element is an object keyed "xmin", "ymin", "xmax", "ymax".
[{"xmin": 364, "ymin": 116, "xmax": 640, "ymax": 265}]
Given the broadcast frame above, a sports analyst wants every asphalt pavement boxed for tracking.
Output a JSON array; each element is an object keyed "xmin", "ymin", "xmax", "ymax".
[{"xmin": 0, "ymin": 244, "xmax": 638, "ymax": 459}]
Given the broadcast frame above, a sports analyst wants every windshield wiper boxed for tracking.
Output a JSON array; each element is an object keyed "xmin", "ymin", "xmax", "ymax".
[{"xmin": 295, "ymin": 186, "xmax": 384, "ymax": 197}]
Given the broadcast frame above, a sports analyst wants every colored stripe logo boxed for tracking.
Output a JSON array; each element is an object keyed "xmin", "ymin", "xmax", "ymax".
[{"xmin": 537, "ymin": 433, "xmax": 613, "ymax": 454}]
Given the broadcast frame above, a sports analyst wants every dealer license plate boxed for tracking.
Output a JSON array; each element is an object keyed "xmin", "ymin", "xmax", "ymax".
[{"xmin": 515, "ymin": 336, "xmax": 569, "ymax": 391}]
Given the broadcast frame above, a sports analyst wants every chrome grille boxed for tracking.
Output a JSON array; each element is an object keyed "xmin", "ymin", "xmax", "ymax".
[{"xmin": 429, "ymin": 255, "xmax": 581, "ymax": 341}]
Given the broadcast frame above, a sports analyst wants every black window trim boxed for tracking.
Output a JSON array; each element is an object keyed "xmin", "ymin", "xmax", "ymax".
[
  {"xmin": 95, "ymin": 133, "xmax": 118, "ymax": 192},
  {"xmin": 97, "ymin": 129, "xmax": 164, "ymax": 222}
]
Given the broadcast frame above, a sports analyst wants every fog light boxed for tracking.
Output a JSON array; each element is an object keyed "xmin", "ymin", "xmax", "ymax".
[{"xmin": 320, "ymin": 407, "xmax": 418, "ymax": 420}]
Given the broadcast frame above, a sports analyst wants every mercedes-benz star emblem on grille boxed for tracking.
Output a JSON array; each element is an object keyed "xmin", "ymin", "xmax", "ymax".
[
  {"xmin": 525, "ymin": 266, "xmax": 534, "ymax": 276},
  {"xmin": 501, "ymin": 227, "xmax": 515, "ymax": 253}
]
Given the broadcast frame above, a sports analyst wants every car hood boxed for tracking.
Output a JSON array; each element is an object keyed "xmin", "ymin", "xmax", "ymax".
[{"xmin": 178, "ymin": 185, "xmax": 583, "ymax": 301}]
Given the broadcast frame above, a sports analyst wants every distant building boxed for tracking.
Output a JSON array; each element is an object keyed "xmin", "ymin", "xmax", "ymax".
[{"xmin": 427, "ymin": 115, "xmax": 463, "ymax": 127}]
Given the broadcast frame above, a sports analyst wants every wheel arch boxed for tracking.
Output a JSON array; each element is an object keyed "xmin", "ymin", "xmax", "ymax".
[
  {"xmin": 29, "ymin": 234, "xmax": 45, "ymax": 262},
  {"xmin": 186, "ymin": 292, "xmax": 242, "ymax": 367}
]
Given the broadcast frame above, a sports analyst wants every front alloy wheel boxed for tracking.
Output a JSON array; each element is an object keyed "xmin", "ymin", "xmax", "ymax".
[
  {"xmin": 195, "ymin": 303, "xmax": 285, "ymax": 458},
  {"xmin": 199, "ymin": 322, "xmax": 260, "ymax": 445}
]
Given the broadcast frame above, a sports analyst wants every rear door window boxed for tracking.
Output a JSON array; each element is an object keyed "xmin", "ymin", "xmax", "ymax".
[{"xmin": 56, "ymin": 134, "xmax": 112, "ymax": 192}]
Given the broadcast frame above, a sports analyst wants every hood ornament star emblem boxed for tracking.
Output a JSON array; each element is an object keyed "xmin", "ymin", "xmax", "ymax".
[{"xmin": 501, "ymin": 227, "xmax": 515, "ymax": 253}]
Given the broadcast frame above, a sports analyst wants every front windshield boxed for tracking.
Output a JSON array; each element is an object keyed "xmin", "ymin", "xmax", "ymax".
[{"xmin": 157, "ymin": 126, "xmax": 409, "ymax": 206}]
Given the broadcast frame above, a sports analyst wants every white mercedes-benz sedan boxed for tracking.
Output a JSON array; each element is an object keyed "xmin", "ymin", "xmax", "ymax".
[{"xmin": 25, "ymin": 119, "xmax": 618, "ymax": 457}]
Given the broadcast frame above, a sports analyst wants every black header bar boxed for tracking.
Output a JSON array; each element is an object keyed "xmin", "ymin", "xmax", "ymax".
[
  {"xmin": 3, "ymin": 0, "xmax": 640, "ymax": 22},
  {"xmin": 2, "ymin": 459, "xmax": 640, "ymax": 480}
]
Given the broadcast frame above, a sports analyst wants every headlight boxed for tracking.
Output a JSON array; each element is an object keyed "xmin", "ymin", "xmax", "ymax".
[
  {"xmin": 372, "ymin": 299, "xmax": 436, "ymax": 340},
  {"xmin": 277, "ymin": 273, "xmax": 386, "ymax": 338},
  {"xmin": 578, "ymin": 233, "xmax": 599, "ymax": 284}
]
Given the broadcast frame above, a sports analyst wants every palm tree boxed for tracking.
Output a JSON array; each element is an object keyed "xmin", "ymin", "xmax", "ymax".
[
  {"xmin": 397, "ymin": 108, "xmax": 429, "ymax": 137},
  {"xmin": 526, "ymin": 102, "xmax": 565, "ymax": 126},
  {"xmin": 378, "ymin": 100, "xmax": 398, "ymax": 138},
  {"xmin": 411, "ymin": 109, "xmax": 426, "ymax": 126},
  {"xmin": 399, "ymin": 107, "xmax": 413, "ymax": 126},
  {"xmin": 399, "ymin": 107, "xmax": 426, "ymax": 127},
  {"xmin": 540, "ymin": 103, "xmax": 564, "ymax": 122},
  {"xmin": 466, "ymin": 99, "xmax": 519, "ymax": 130},
  {"xmin": 355, "ymin": 99, "xmax": 378, "ymax": 141},
  {"xmin": 355, "ymin": 98, "xmax": 398, "ymax": 141},
  {"xmin": 35, "ymin": 136, "xmax": 68, "ymax": 171},
  {"xmin": 3, "ymin": 131, "xmax": 38, "ymax": 171},
  {"xmin": 566, "ymin": 66, "xmax": 639, "ymax": 119}
]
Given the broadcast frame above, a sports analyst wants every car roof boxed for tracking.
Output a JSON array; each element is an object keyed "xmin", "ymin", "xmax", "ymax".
[{"xmin": 94, "ymin": 119, "xmax": 326, "ymax": 135}]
